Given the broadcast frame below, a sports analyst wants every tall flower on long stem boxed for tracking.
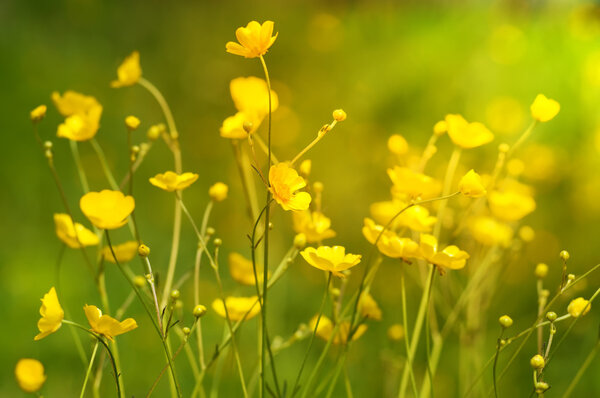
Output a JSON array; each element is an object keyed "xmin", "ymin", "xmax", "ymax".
[{"xmin": 226, "ymin": 21, "xmax": 278, "ymax": 58}]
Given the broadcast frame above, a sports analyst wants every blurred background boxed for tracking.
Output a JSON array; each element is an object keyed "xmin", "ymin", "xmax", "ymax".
[{"xmin": 2, "ymin": 0, "xmax": 600, "ymax": 396}]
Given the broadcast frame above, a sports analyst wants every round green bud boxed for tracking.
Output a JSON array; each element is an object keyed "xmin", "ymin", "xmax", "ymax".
[
  {"xmin": 499, "ymin": 315, "xmax": 513, "ymax": 328},
  {"xmin": 559, "ymin": 250, "xmax": 570, "ymax": 261},
  {"xmin": 213, "ymin": 238, "xmax": 222, "ymax": 247},
  {"xmin": 170, "ymin": 289, "xmax": 180, "ymax": 300},
  {"xmin": 193, "ymin": 304, "xmax": 207, "ymax": 318},
  {"xmin": 530, "ymin": 354, "xmax": 545, "ymax": 369},
  {"xmin": 206, "ymin": 227, "xmax": 216, "ymax": 236},
  {"xmin": 138, "ymin": 244, "xmax": 150, "ymax": 257},
  {"xmin": 535, "ymin": 382, "xmax": 549, "ymax": 393},
  {"xmin": 546, "ymin": 311, "xmax": 557, "ymax": 322},
  {"xmin": 182, "ymin": 326, "xmax": 191, "ymax": 336}
]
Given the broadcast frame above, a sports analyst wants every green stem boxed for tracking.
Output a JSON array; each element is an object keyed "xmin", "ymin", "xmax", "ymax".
[
  {"xmin": 70, "ymin": 140, "xmax": 90, "ymax": 193},
  {"xmin": 432, "ymin": 147, "xmax": 461, "ymax": 240},
  {"xmin": 401, "ymin": 267, "xmax": 419, "ymax": 398},
  {"xmin": 492, "ymin": 329, "xmax": 505, "ymax": 398},
  {"xmin": 80, "ymin": 340, "xmax": 99, "ymax": 398},
  {"xmin": 90, "ymin": 138, "xmax": 119, "ymax": 189}
]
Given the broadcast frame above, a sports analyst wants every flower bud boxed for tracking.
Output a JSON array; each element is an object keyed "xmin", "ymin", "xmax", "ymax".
[
  {"xmin": 182, "ymin": 326, "xmax": 191, "ymax": 336},
  {"xmin": 530, "ymin": 354, "xmax": 545, "ymax": 369},
  {"xmin": 559, "ymin": 250, "xmax": 570, "ymax": 261},
  {"xmin": 170, "ymin": 290, "xmax": 180, "ymax": 300},
  {"xmin": 433, "ymin": 120, "xmax": 447, "ymax": 136},
  {"xmin": 243, "ymin": 120, "xmax": 254, "ymax": 134},
  {"xmin": 193, "ymin": 304, "xmax": 207, "ymax": 318},
  {"xmin": 546, "ymin": 311, "xmax": 557, "ymax": 322},
  {"xmin": 213, "ymin": 238, "xmax": 222, "ymax": 247},
  {"xmin": 535, "ymin": 263, "xmax": 548, "ymax": 279},
  {"xmin": 138, "ymin": 244, "xmax": 150, "ymax": 257},
  {"xmin": 387, "ymin": 324, "xmax": 405, "ymax": 341},
  {"xmin": 147, "ymin": 123, "xmax": 165, "ymax": 141},
  {"xmin": 30, "ymin": 105, "xmax": 47, "ymax": 123},
  {"xmin": 294, "ymin": 233, "xmax": 307, "ymax": 249},
  {"xmin": 387, "ymin": 134, "xmax": 409, "ymax": 156},
  {"xmin": 535, "ymin": 382, "xmax": 549, "ymax": 393},
  {"xmin": 499, "ymin": 315, "xmax": 513, "ymax": 328},
  {"xmin": 313, "ymin": 181, "xmax": 324, "ymax": 193},
  {"xmin": 332, "ymin": 109, "xmax": 347, "ymax": 122},
  {"xmin": 568, "ymin": 297, "xmax": 591, "ymax": 318},
  {"xmin": 568, "ymin": 273, "xmax": 575, "ymax": 282},
  {"xmin": 43, "ymin": 141, "xmax": 53, "ymax": 150},
  {"xmin": 125, "ymin": 115, "xmax": 141, "ymax": 131},
  {"xmin": 209, "ymin": 182, "xmax": 228, "ymax": 202},
  {"xmin": 498, "ymin": 143, "xmax": 510, "ymax": 153}
]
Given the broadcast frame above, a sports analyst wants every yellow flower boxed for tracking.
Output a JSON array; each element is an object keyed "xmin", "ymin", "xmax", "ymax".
[
  {"xmin": 102, "ymin": 241, "xmax": 139, "ymax": 264},
  {"xmin": 468, "ymin": 216, "xmax": 513, "ymax": 247},
  {"xmin": 567, "ymin": 297, "xmax": 591, "ymax": 318},
  {"xmin": 387, "ymin": 166, "xmax": 442, "ymax": 199},
  {"xmin": 231, "ymin": 76, "xmax": 279, "ymax": 119},
  {"xmin": 149, "ymin": 171, "xmax": 199, "ymax": 192},
  {"xmin": 35, "ymin": 287, "xmax": 64, "ymax": 341},
  {"xmin": 332, "ymin": 109, "xmax": 347, "ymax": 122},
  {"xmin": 530, "ymin": 94, "xmax": 560, "ymax": 122},
  {"xmin": 53, "ymin": 213, "xmax": 99, "ymax": 249},
  {"xmin": 309, "ymin": 315, "xmax": 367, "ymax": 345},
  {"xmin": 370, "ymin": 200, "xmax": 437, "ymax": 232},
  {"xmin": 387, "ymin": 134, "xmax": 409, "ymax": 155},
  {"xmin": 488, "ymin": 189, "xmax": 536, "ymax": 221},
  {"xmin": 269, "ymin": 163, "xmax": 311, "ymax": 211},
  {"xmin": 125, "ymin": 115, "xmax": 141, "ymax": 131},
  {"xmin": 211, "ymin": 296, "xmax": 260, "ymax": 321},
  {"xmin": 226, "ymin": 21, "xmax": 278, "ymax": 58},
  {"xmin": 228, "ymin": 252, "xmax": 269, "ymax": 286},
  {"xmin": 362, "ymin": 218, "xmax": 420, "ymax": 259},
  {"xmin": 419, "ymin": 234, "xmax": 469, "ymax": 270},
  {"xmin": 445, "ymin": 114, "xmax": 494, "ymax": 149},
  {"xmin": 300, "ymin": 245, "xmax": 361, "ymax": 277},
  {"xmin": 359, "ymin": 292, "xmax": 382, "ymax": 320},
  {"xmin": 111, "ymin": 51, "xmax": 142, "ymax": 88},
  {"xmin": 52, "ymin": 91, "xmax": 103, "ymax": 141},
  {"xmin": 292, "ymin": 210, "xmax": 336, "ymax": 243},
  {"xmin": 209, "ymin": 182, "xmax": 229, "ymax": 202},
  {"xmin": 84, "ymin": 305, "xmax": 137, "ymax": 341},
  {"xmin": 30, "ymin": 105, "xmax": 47, "ymax": 123},
  {"xmin": 387, "ymin": 324, "xmax": 405, "ymax": 341},
  {"xmin": 52, "ymin": 90, "xmax": 100, "ymax": 117},
  {"xmin": 15, "ymin": 359, "xmax": 46, "ymax": 393},
  {"xmin": 459, "ymin": 169, "xmax": 487, "ymax": 198},
  {"xmin": 80, "ymin": 190, "xmax": 135, "ymax": 230}
]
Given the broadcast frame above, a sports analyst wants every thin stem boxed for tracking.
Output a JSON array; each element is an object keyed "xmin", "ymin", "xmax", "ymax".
[
  {"xmin": 90, "ymin": 138, "xmax": 119, "ymax": 189},
  {"xmin": 432, "ymin": 147, "xmax": 461, "ymax": 240},
  {"xmin": 563, "ymin": 339, "xmax": 600, "ymax": 398},
  {"xmin": 400, "ymin": 268, "xmax": 419, "ymax": 398},
  {"xmin": 80, "ymin": 340, "xmax": 99, "ymax": 398},
  {"xmin": 506, "ymin": 120, "xmax": 537, "ymax": 160},
  {"xmin": 492, "ymin": 329, "xmax": 505, "ymax": 398},
  {"xmin": 290, "ymin": 120, "xmax": 338, "ymax": 166},
  {"xmin": 70, "ymin": 140, "xmax": 90, "ymax": 193}
]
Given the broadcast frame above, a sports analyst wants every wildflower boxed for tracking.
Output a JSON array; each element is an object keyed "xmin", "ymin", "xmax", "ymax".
[
  {"xmin": 52, "ymin": 91, "xmax": 102, "ymax": 141},
  {"xmin": 332, "ymin": 109, "xmax": 347, "ymax": 122},
  {"xmin": 292, "ymin": 210, "xmax": 336, "ymax": 243},
  {"xmin": 309, "ymin": 315, "xmax": 367, "ymax": 344},
  {"xmin": 228, "ymin": 252, "xmax": 269, "ymax": 286},
  {"xmin": 530, "ymin": 94, "xmax": 560, "ymax": 122},
  {"xmin": 35, "ymin": 287, "xmax": 64, "ymax": 341},
  {"xmin": 52, "ymin": 90, "xmax": 100, "ymax": 117},
  {"xmin": 419, "ymin": 234, "xmax": 469, "ymax": 270},
  {"xmin": 468, "ymin": 216, "xmax": 513, "ymax": 247},
  {"xmin": 15, "ymin": 359, "xmax": 46, "ymax": 393},
  {"xmin": 300, "ymin": 245, "xmax": 361, "ymax": 277},
  {"xmin": 488, "ymin": 189, "xmax": 536, "ymax": 221},
  {"xmin": 209, "ymin": 182, "xmax": 229, "ymax": 201},
  {"xmin": 53, "ymin": 213, "xmax": 99, "ymax": 249},
  {"xmin": 458, "ymin": 169, "xmax": 487, "ymax": 198},
  {"xmin": 102, "ymin": 241, "xmax": 139, "ymax": 264},
  {"xmin": 80, "ymin": 190, "xmax": 135, "ymax": 230},
  {"xmin": 387, "ymin": 166, "xmax": 442, "ymax": 199},
  {"xmin": 269, "ymin": 163, "xmax": 311, "ymax": 211},
  {"xmin": 125, "ymin": 115, "xmax": 140, "ymax": 131},
  {"xmin": 212, "ymin": 296, "xmax": 260, "ymax": 321},
  {"xmin": 387, "ymin": 134, "xmax": 409, "ymax": 155},
  {"xmin": 226, "ymin": 21, "xmax": 278, "ymax": 58},
  {"xmin": 387, "ymin": 324, "xmax": 405, "ymax": 341},
  {"xmin": 362, "ymin": 218, "xmax": 420, "ymax": 259},
  {"xmin": 369, "ymin": 200, "xmax": 437, "ymax": 232},
  {"xmin": 445, "ymin": 114, "xmax": 494, "ymax": 149},
  {"xmin": 30, "ymin": 105, "xmax": 47, "ymax": 123},
  {"xmin": 498, "ymin": 315, "xmax": 513, "ymax": 328},
  {"xmin": 567, "ymin": 297, "xmax": 591, "ymax": 318},
  {"xmin": 111, "ymin": 51, "xmax": 142, "ymax": 88},
  {"xmin": 359, "ymin": 292, "xmax": 382, "ymax": 320},
  {"xmin": 83, "ymin": 305, "xmax": 137, "ymax": 341},
  {"xmin": 149, "ymin": 171, "xmax": 199, "ymax": 192}
]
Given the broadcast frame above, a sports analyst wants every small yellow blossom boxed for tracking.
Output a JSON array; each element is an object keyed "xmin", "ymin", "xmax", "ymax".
[
  {"xmin": 535, "ymin": 263, "xmax": 549, "ymax": 279},
  {"xmin": 300, "ymin": 245, "xmax": 361, "ymax": 277},
  {"xmin": 149, "ymin": 171, "xmax": 199, "ymax": 192},
  {"xmin": 530, "ymin": 94, "xmax": 560, "ymax": 122},
  {"xmin": 332, "ymin": 109, "xmax": 347, "ymax": 122},
  {"xmin": 387, "ymin": 134, "xmax": 409, "ymax": 155},
  {"xmin": 30, "ymin": 105, "xmax": 47, "ymax": 123},
  {"xmin": 80, "ymin": 190, "xmax": 135, "ymax": 230},
  {"xmin": 53, "ymin": 213, "xmax": 99, "ymax": 249},
  {"xmin": 459, "ymin": 169, "xmax": 487, "ymax": 198},
  {"xmin": 125, "ymin": 115, "xmax": 140, "ymax": 131},
  {"xmin": 433, "ymin": 120, "xmax": 448, "ymax": 136},
  {"xmin": 228, "ymin": 252, "xmax": 269, "ymax": 286},
  {"xmin": 35, "ymin": 287, "xmax": 64, "ymax": 341},
  {"xmin": 209, "ymin": 182, "xmax": 229, "ymax": 201},
  {"xmin": 147, "ymin": 123, "xmax": 166, "ymax": 141},
  {"xmin": 84, "ymin": 305, "xmax": 137, "ymax": 341},
  {"xmin": 359, "ymin": 292, "xmax": 382, "ymax": 320},
  {"xmin": 212, "ymin": 296, "xmax": 260, "ymax": 321},
  {"xmin": 445, "ymin": 114, "xmax": 494, "ymax": 149},
  {"xmin": 387, "ymin": 166, "xmax": 442, "ymax": 199},
  {"xmin": 362, "ymin": 218, "xmax": 420, "ymax": 259},
  {"xmin": 468, "ymin": 216, "xmax": 513, "ymax": 247},
  {"xmin": 111, "ymin": 51, "xmax": 142, "ymax": 88},
  {"xmin": 269, "ymin": 163, "xmax": 311, "ymax": 211},
  {"xmin": 52, "ymin": 91, "xmax": 103, "ymax": 141},
  {"xmin": 419, "ymin": 234, "xmax": 469, "ymax": 270},
  {"xmin": 568, "ymin": 297, "xmax": 591, "ymax": 318},
  {"xmin": 309, "ymin": 315, "xmax": 367, "ymax": 344},
  {"xmin": 102, "ymin": 241, "xmax": 139, "ymax": 264},
  {"xmin": 292, "ymin": 210, "xmax": 336, "ymax": 243},
  {"xmin": 52, "ymin": 90, "xmax": 100, "ymax": 117},
  {"xmin": 226, "ymin": 21, "xmax": 278, "ymax": 58},
  {"xmin": 488, "ymin": 189, "xmax": 536, "ymax": 221},
  {"xmin": 15, "ymin": 359, "xmax": 46, "ymax": 393},
  {"xmin": 369, "ymin": 200, "xmax": 437, "ymax": 232},
  {"xmin": 231, "ymin": 76, "xmax": 279, "ymax": 120}
]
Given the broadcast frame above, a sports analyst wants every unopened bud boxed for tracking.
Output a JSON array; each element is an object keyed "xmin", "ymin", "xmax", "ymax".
[
  {"xmin": 133, "ymin": 275, "xmax": 146, "ymax": 288},
  {"xmin": 530, "ymin": 354, "xmax": 545, "ymax": 369},
  {"xmin": 333, "ymin": 109, "xmax": 347, "ymax": 122},
  {"xmin": 294, "ymin": 233, "xmax": 307, "ymax": 249},
  {"xmin": 138, "ymin": 244, "xmax": 150, "ymax": 257},
  {"xmin": 535, "ymin": 382, "xmax": 549, "ymax": 393},
  {"xmin": 243, "ymin": 120, "xmax": 253, "ymax": 134},
  {"xmin": 193, "ymin": 304, "xmax": 207, "ymax": 318},
  {"xmin": 546, "ymin": 311, "xmax": 557, "ymax": 322},
  {"xmin": 213, "ymin": 238, "xmax": 222, "ymax": 247},
  {"xmin": 559, "ymin": 250, "xmax": 570, "ymax": 261},
  {"xmin": 182, "ymin": 326, "xmax": 191, "ymax": 336},
  {"xmin": 535, "ymin": 263, "xmax": 548, "ymax": 279},
  {"xmin": 170, "ymin": 289, "xmax": 180, "ymax": 300},
  {"xmin": 499, "ymin": 315, "xmax": 513, "ymax": 328},
  {"xmin": 125, "ymin": 115, "xmax": 141, "ymax": 131}
]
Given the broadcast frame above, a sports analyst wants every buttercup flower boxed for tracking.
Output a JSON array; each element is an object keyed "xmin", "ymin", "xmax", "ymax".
[
  {"xmin": 52, "ymin": 91, "xmax": 103, "ymax": 141},
  {"xmin": 445, "ymin": 114, "xmax": 494, "ymax": 149},
  {"xmin": 30, "ymin": 105, "xmax": 47, "ymax": 123},
  {"xmin": 125, "ymin": 115, "xmax": 140, "ymax": 131},
  {"xmin": 226, "ymin": 21, "xmax": 278, "ymax": 58},
  {"xmin": 231, "ymin": 76, "xmax": 279, "ymax": 119},
  {"xmin": 332, "ymin": 109, "xmax": 347, "ymax": 122},
  {"xmin": 80, "ymin": 190, "xmax": 135, "ymax": 230},
  {"xmin": 15, "ymin": 359, "xmax": 46, "ymax": 393},
  {"xmin": 149, "ymin": 171, "xmax": 199, "ymax": 192},
  {"xmin": 211, "ymin": 296, "xmax": 260, "ymax": 321},
  {"xmin": 530, "ymin": 94, "xmax": 560, "ymax": 122},
  {"xmin": 387, "ymin": 166, "xmax": 442, "ymax": 199},
  {"xmin": 102, "ymin": 240, "xmax": 139, "ymax": 264},
  {"xmin": 52, "ymin": 90, "xmax": 100, "ymax": 116},
  {"xmin": 53, "ymin": 213, "xmax": 99, "ymax": 249},
  {"xmin": 359, "ymin": 292, "xmax": 382, "ymax": 320},
  {"xmin": 362, "ymin": 218, "xmax": 420, "ymax": 259},
  {"xmin": 300, "ymin": 245, "xmax": 361, "ymax": 277},
  {"xmin": 488, "ymin": 189, "xmax": 536, "ymax": 221},
  {"xmin": 309, "ymin": 315, "xmax": 367, "ymax": 345},
  {"xmin": 269, "ymin": 163, "xmax": 311, "ymax": 211},
  {"xmin": 209, "ymin": 182, "xmax": 229, "ymax": 201},
  {"xmin": 459, "ymin": 169, "xmax": 487, "ymax": 198},
  {"xmin": 111, "ymin": 51, "xmax": 142, "ymax": 88},
  {"xmin": 228, "ymin": 252, "xmax": 269, "ymax": 286},
  {"xmin": 83, "ymin": 305, "xmax": 137, "ymax": 341},
  {"xmin": 370, "ymin": 200, "xmax": 437, "ymax": 232},
  {"xmin": 292, "ymin": 210, "xmax": 336, "ymax": 243},
  {"xmin": 567, "ymin": 297, "xmax": 591, "ymax": 318},
  {"xmin": 419, "ymin": 234, "xmax": 469, "ymax": 270},
  {"xmin": 468, "ymin": 216, "xmax": 513, "ymax": 247},
  {"xmin": 35, "ymin": 287, "xmax": 64, "ymax": 341}
]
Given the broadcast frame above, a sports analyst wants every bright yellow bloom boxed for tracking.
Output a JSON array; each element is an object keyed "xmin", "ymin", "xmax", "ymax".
[
  {"xmin": 30, "ymin": 105, "xmax": 47, "ymax": 123},
  {"xmin": 52, "ymin": 90, "xmax": 100, "ymax": 117},
  {"xmin": 459, "ymin": 169, "xmax": 487, "ymax": 198},
  {"xmin": 226, "ymin": 21, "xmax": 278, "ymax": 58},
  {"xmin": 52, "ymin": 91, "xmax": 103, "ymax": 141},
  {"xmin": 530, "ymin": 94, "xmax": 560, "ymax": 122},
  {"xmin": 15, "ymin": 359, "xmax": 46, "ymax": 393},
  {"xmin": 387, "ymin": 166, "xmax": 442, "ymax": 199},
  {"xmin": 359, "ymin": 292, "xmax": 382, "ymax": 320},
  {"xmin": 309, "ymin": 315, "xmax": 367, "ymax": 345},
  {"xmin": 419, "ymin": 234, "xmax": 469, "ymax": 270},
  {"xmin": 35, "ymin": 287, "xmax": 64, "ymax": 341},
  {"xmin": 567, "ymin": 297, "xmax": 591, "ymax": 318},
  {"xmin": 269, "ymin": 163, "xmax": 311, "ymax": 211},
  {"xmin": 209, "ymin": 182, "xmax": 229, "ymax": 201},
  {"xmin": 228, "ymin": 252, "xmax": 269, "ymax": 286},
  {"xmin": 53, "ymin": 213, "xmax": 99, "ymax": 249},
  {"xmin": 445, "ymin": 114, "xmax": 494, "ymax": 149},
  {"xmin": 292, "ymin": 210, "xmax": 336, "ymax": 243},
  {"xmin": 211, "ymin": 296, "xmax": 260, "ymax": 321},
  {"xmin": 149, "ymin": 171, "xmax": 199, "ymax": 192},
  {"xmin": 102, "ymin": 241, "xmax": 139, "ymax": 264},
  {"xmin": 300, "ymin": 245, "xmax": 361, "ymax": 277},
  {"xmin": 387, "ymin": 134, "xmax": 409, "ymax": 155},
  {"xmin": 111, "ymin": 51, "xmax": 142, "ymax": 88},
  {"xmin": 387, "ymin": 324, "xmax": 405, "ymax": 341},
  {"xmin": 370, "ymin": 200, "xmax": 437, "ymax": 232},
  {"xmin": 125, "ymin": 115, "xmax": 140, "ymax": 130},
  {"xmin": 84, "ymin": 305, "xmax": 137, "ymax": 341},
  {"xmin": 468, "ymin": 216, "xmax": 513, "ymax": 247},
  {"xmin": 488, "ymin": 189, "xmax": 536, "ymax": 221},
  {"xmin": 80, "ymin": 190, "xmax": 135, "ymax": 230},
  {"xmin": 362, "ymin": 218, "xmax": 420, "ymax": 259},
  {"xmin": 231, "ymin": 76, "xmax": 279, "ymax": 119}
]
